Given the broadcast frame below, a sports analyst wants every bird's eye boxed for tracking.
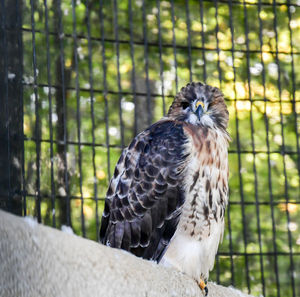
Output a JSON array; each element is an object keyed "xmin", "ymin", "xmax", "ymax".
[{"xmin": 181, "ymin": 102, "xmax": 189, "ymax": 109}]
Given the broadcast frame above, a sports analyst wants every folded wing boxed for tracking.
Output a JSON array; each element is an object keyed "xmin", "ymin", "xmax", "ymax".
[{"xmin": 100, "ymin": 120, "xmax": 188, "ymax": 262}]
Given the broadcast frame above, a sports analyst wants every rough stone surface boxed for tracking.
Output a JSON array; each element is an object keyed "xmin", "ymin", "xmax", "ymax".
[{"xmin": 0, "ymin": 210, "xmax": 253, "ymax": 297}]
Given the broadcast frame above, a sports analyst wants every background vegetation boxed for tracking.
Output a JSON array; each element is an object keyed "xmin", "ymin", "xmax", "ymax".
[{"xmin": 21, "ymin": 0, "xmax": 299, "ymax": 296}]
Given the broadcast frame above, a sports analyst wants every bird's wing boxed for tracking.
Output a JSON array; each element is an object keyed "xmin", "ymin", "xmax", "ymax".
[{"xmin": 100, "ymin": 120, "xmax": 188, "ymax": 262}]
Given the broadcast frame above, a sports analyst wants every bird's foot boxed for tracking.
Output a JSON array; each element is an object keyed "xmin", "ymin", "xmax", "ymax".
[{"xmin": 198, "ymin": 279, "xmax": 208, "ymax": 296}]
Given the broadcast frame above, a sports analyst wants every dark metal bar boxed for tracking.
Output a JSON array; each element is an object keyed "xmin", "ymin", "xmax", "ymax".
[
  {"xmin": 0, "ymin": 0, "xmax": 26, "ymax": 215},
  {"xmin": 128, "ymin": 0, "xmax": 138, "ymax": 136},
  {"xmin": 170, "ymin": 0, "xmax": 178, "ymax": 93},
  {"xmin": 18, "ymin": 0, "xmax": 25, "ymax": 217},
  {"xmin": 44, "ymin": 0, "xmax": 56, "ymax": 227},
  {"xmin": 199, "ymin": 0, "xmax": 207, "ymax": 83},
  {"xmin": 228, "ymin": 0, "xmax": 248, "ymax": 289},
  {"xmin": 71, "ymin": 0, "xmax": 85, "ymax": 237},
  {"xmin": 30, "ymin": 0, "xmax": 41, "ymax": 223},
  {"xmin": 213, "ymin": 0, "xmax": 221, "ymax": 283},
  {"xmin": 185, "ymin": 0, "xmax": 193, "ymax": 82},
  {"xmin": 212, "ymin": 0, "xmax": 295, "ymax": 6},
  {"xmin": 56, "ymin": 0, "xmax": 71, "ymax": 226},
  {"xmin": 86, "ymin": 0, "xmax": 99, "ymax": 239},
  {"xmin": 23, "ymin": 81, "xmax": 300, "ymax": 104},
  {"xmin": 0, "ymin": 0, "xmax": 23, "ymax": 216},
  {"xmin": 99, "ymin": 0, "xmax": 111, "ymax": 181},
  {"xmin": 225, "ymin": 201, "xmax": 235, "ymax": 286},
  {"xmin": 20, "ymin": 27, "xmax": 300, "ymax": 56},
  {"xmin": 0, "ymin": 0, "xmax": 11, "ymax": 213},
  {"xmin": 272, "ymin": 1, "xmax": 296, "ymax": 296},
  {"xmin": 156, "ymin": 0, "xmax": 166, "ymax": 116},
  {"xmin": 213, "ymin": 0, "xmax": 222, "ymax": 87},
  {"xmin": 286, "ymin": 0, "xmax": 300, "ymax": 191},
  {"xmin": 218, "ymin": 251, "xmax": 300, "ymax": 256},
  {"xmin": 242, "ymin": 1, "xmax": 265, "ymax": 294},
  {"xmin": 141, "ymin": 0, "xmax": 152, "ymax": 127},
  {"xmin": 113, "ymin": 0, "xmax": 125, "ymax": 148},
  {"xmin": 24, "ymin": 191, "xmax": 300, "ymax": 206},
  {"xmin": 257, "ymin": 1, "xmax": 280, "ymax": 295},
  {"xmin": 23, "ymin": 136, "xmax": 300, "ymax": 156}
]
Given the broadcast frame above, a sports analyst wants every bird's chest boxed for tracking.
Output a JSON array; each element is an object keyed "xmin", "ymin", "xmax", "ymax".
[{"xmin": 178, "ymin": 128, "xmax": 229, "ymax": 240}]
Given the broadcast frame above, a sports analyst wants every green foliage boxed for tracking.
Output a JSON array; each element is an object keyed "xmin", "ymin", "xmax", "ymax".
[{"xmin": 22, "ymin": 1, "xmax": 300, "ymax": 296}]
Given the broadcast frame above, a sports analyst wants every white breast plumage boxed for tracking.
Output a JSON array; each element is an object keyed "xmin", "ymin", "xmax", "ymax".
[{"xmin": 161, "ymin": 125, "xmax": 229, "ymax": 282}]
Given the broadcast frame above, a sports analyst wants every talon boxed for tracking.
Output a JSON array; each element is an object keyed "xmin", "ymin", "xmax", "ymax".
[
  {"xmin": 198, "ymin": 279, "xmax": 208, "ymax": 296},
  {"xmin": 204, "ymin": 286, "xmax": 208, "ymax": 296}
]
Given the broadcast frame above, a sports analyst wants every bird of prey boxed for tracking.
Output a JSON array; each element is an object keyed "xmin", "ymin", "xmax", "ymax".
[{"xmin": 100, "ymin": 82, "xmax": 230, "ymax": 295}]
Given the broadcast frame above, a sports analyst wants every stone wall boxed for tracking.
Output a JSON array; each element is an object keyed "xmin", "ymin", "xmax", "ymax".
[{"xmin": 0, "ymin": 210, "xmax": 253, "ymax": 297}]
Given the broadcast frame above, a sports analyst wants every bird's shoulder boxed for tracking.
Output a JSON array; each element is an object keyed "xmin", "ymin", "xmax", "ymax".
[{"xmin": 114, "ymin": 118, "xmax": 189, "ymax": 177}]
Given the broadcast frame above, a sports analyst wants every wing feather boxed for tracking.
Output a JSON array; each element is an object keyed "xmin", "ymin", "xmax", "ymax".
[{"xmin": 99, "ymin": 120, "xmax": 187, "ymax": 261}]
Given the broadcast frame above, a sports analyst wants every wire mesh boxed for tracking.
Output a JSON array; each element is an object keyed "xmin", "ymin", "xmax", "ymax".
[{"xmin": 1, "ymin": 0, "xmax": 300, "ymax": 296}]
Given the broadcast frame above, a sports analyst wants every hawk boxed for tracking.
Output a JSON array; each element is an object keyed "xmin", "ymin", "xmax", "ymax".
[{"xmin": 100, "ymin": 82, "xmax": 230, "ymax": 295}]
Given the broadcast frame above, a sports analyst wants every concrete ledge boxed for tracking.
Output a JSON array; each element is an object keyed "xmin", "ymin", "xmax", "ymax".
[{"xmin": 0, "ymin": 210, "xmax": 253, "ymax": 297}]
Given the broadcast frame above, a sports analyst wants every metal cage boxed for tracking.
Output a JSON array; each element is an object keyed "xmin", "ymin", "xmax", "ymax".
[{"xmin": 0, "ymin": 0, "xmax": 299, "ymax": 296}]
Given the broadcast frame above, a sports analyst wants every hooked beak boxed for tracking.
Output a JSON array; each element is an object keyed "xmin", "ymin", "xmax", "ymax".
[{"xmin": 194, "ymin": 102, "xmax": 204, "ymax": 120}]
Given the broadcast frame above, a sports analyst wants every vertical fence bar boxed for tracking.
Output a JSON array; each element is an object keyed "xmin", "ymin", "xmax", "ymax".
[
  {"xmin": 213, "ymin": 0, "xmax": 222, "ymax": 283},
  {"xmin": 230, "ymin": 0, "xmax": 251, "ymax": 291},
  {"xmin": 0, "ymin": 0, "xmax": 10, "ymax": 213},
  {"xmin": 113, "ymin": 0, "xmax": 125, "ymax": 148},
  {"xmin": 86, "ymin": 0, "xmax": 98, "ymax": 239},
  {"xmin": 141, "ymin": 0, "xmax": 152, "ymax": 127},
  {"xmin": 56, "ymin": 0, "xmax": 71, "ymax": 226},
  {"xmin": 156, "ymin": 0, "xmax": 166, "ymax": 116},
  {"xmin": 0, "ymin": 0, "xmax": 23, "ymax": 216},
  {"xmin": 227, "ymin": 2, "xmax": 236, "ymax": 286},
  {"xmin": 286, "ymin": 0, "xmax": 300, "ymax": 189},
  {"xmin": 17, "ymin": 0, "xmax": 25, "ymax": 218},
  {"xmin": 185, "ymin": 0, "xmax": 193, "ymax": 82},
  {"xmin": 242, "ymin": 1, "xmax": 265, "ymax": 294},
  {"xmin": 30, "ymin": 0, "xmax": 41, "ymax": 222},
  {"xmin": 272, "ymin": 1, "xmax": 296, "ymax": 296},
  {"xmin": 213, "ymin": 0, "xmax": 222, "ymax": 88},
  {"xmin": 226, "ymin": 204, "xmax": 235, "ymax": 286},
  {"xmin": 257, "ymin": 1, "xmax": 280, "ymax": 296},
  {"xmin": 228, "ymin": 0, "xmax": 248, "ymax": 289},
  {"xmin": 99, "ymin": 0, "xmax": 111, "ymax": 182},
  {"xmin": 170, "ymin": 0, "xmax": 178, "ymax": 93},
  {"xmin": 199, "ymin": 0, "xmax": 207, "ymax": 83},
  {"xmin": 128, "ymin": 0, "xmax": 138, "ymax": 136},
  {"xmin": 71, "ymin": 0, "xmax": 85, "ymax": 237},
  {"xmin": 44, "ymin": 0, "xmax": 56, "ymax": 227}
]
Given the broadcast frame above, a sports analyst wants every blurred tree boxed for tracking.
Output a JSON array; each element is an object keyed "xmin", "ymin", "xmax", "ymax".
[{"xmin": 0, "ymin": 0, "xmax": 23, "ymax": 216}]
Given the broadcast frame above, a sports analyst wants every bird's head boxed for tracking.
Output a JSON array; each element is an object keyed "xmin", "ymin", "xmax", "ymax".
[{"xmin": 167, "ymin": 82, "xmax": 229, "ymax": 130}]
